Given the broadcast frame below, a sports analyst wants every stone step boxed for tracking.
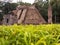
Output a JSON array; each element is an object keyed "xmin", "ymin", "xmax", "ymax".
[
  {"xmin": 18, "ymin": 9, "xmax": 27, "ymax": 24},
  {"xmin": 17, "ymin": 10, "xmax": 22, "ymax": 19}
]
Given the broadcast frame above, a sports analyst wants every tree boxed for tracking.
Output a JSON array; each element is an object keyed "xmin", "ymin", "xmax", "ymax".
[
  {"xmin": 34, "ymin": 0, "xmax": 60, "ymax": 23},
  {"xmin": 0, "ymin": 1, "xmax": 5, "ymax": 20},
  {"xmin": 34, "ymin": 0, "xmax": 43, "ymax": 3},
  {"xmin": 2, "ymin": 2, "xmax": 18, "ymax": 14},
  {"xmin": 50, "ymin": 0, "xmax": 60, "ymax": 23},
  {"xmin": 18, "ymin": 2, "xmax": 31, "ymax": 6},
  {"xmin": 48, "ymin": 0, "xmax": 52, "ymax": 23}
]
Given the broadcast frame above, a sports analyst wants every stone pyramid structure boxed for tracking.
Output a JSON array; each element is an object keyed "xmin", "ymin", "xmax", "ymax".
[{"xmin": 2, "ymin": 5, "xmax": 46, "ymax": 25}]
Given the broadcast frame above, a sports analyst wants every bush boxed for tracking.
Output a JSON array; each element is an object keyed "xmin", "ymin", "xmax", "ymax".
[{"xmin": 0, "ymin": 24, "xmax": 60, "ymax": 45}]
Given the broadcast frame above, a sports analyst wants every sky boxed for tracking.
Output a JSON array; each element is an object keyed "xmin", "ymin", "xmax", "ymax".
[
  {"xmin": 0, "ymin": 0, "xmax": 46, "ymax": 4},
  {"xmin": 12, "ymin": 0, "xmax": 35, "ymax": 4},
  {"xmin": 0, "ymin": 0, "xmax": 35, "ymax": 4}
]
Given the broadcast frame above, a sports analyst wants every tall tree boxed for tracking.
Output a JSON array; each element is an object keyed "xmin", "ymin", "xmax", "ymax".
[
  {"xmin": 48, "ymin": 0, "xmax": 52, "ymax": 23},
  {"xmin": 34, "ymin": 0, "xmax": 43, "ymax": 3}
]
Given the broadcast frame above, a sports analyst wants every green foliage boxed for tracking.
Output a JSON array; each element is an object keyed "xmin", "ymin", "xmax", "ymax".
[
  {"xmin": 9, "ymin": 3, "xmax": 18, "ymax": 10},
  {"xmin": 0, "ymin": 2, "xmax": 31, "ymax": 14},
  {"xmin": 50, "ymin": 0, "xmax": 58, "ymax": 16},
  {"xmin": 0, "ymin": 2, "xmax": 18, "ymax": 21},
  {"xmin": 0, "ymin": 12, "xmax": 3, "ymax": 20},
  {"xmin": 2, "ymin": 2, "xmax": 18, "ymax": 14},
  {"xmin": 0, "ymin": 24, "xmax": 60, "ymax": 45},
  {"xmin": 18, "ymin": 2, "xmax": 31, "ymax": 6},
  {"xmin": 0, "ymin": 2, "xmax": 5, "ymax": 20},
  {"xmin": 50, "ymin": 0, "xmax": 60, "ymax": 23}
]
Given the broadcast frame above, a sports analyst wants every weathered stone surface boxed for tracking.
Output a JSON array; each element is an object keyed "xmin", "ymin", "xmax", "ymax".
[
  {"xmin": 23, "ymin": 6, "xmax": 46, "ymax": 24},
  {"xmin": 18, "ymin": 9, "xmax": 27, "ymax": 24},
  {"xmin": 17, "ymin": 10, "xmax": 22, "ymax": 19},
  {"xmin": 12, "ymin": 10, "xmax": 18, "ymax": 15},
  {"xmin": 2, "ymin": 14, "xmax": 17, "ymax": 25},
  {"xmin": 2, "ymin": 5, "xmax": 47, "ymax": 25}
]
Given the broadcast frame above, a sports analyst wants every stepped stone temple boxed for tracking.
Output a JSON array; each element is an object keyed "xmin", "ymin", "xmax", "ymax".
[{"xmin": 2, "ymin": 5, "xmax": 47, "ymax": 25}]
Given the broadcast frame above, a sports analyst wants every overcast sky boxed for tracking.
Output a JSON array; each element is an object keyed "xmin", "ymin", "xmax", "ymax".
[
  {"xmin": 12, "ymin": 0, "xmax": 35, "ymax": 4},
  {"xmin": 1, "ymin": 0, "xmax": 46, "ymax": 4},
  {"xmin": 0, "ymin": 0, "xmax": 35, "ymax": 4}
]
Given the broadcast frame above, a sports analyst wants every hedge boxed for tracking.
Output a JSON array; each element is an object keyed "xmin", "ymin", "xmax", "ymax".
[{"xmin": 0, "ymin": 24, "xmax": 60, "ymax": 45}]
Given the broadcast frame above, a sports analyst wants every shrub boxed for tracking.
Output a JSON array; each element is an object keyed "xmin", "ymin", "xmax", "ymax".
[{"xmin": 0, "ymin": 24, "xmax": 60, "ymax": 45}]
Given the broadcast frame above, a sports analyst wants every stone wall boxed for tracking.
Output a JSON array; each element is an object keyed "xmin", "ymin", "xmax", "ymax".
[
  {"xmin": 23, "ymin": 6, "xmax": 46, "ymax": 24},
  {"xmin": 2, "ymin": 14, "xmax": 17, "ymax": 25}
]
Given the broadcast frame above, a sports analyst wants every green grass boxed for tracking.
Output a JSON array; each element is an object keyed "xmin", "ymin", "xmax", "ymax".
[{"xmin": 0, "ymin": 24, "xmax": 60, "ymax": 45}]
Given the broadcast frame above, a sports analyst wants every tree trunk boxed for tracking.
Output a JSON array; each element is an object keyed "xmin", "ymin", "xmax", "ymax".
[{"xmin": 48, "ymin": 0, "xmax": 52, "ymax": 23}]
